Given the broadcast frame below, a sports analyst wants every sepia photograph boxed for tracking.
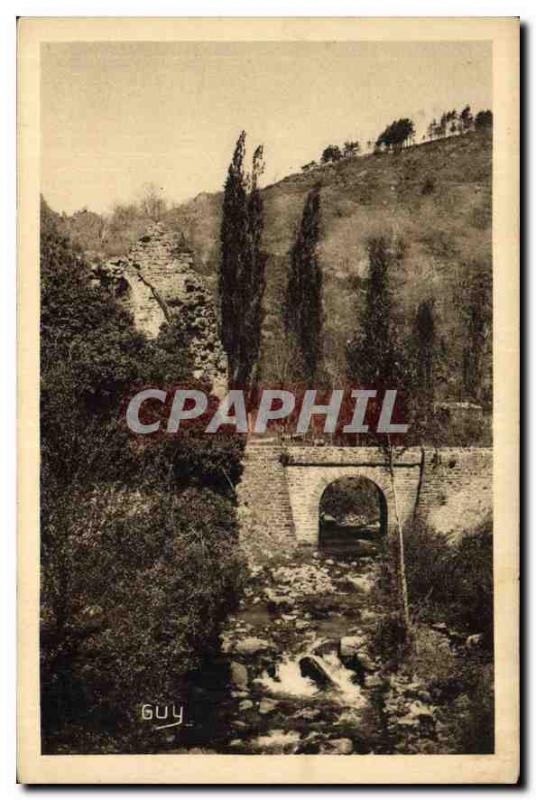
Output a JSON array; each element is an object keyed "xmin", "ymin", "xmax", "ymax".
[{"xmin": 16, "ymin": 16, "xmax": 519, "ymax": 784}]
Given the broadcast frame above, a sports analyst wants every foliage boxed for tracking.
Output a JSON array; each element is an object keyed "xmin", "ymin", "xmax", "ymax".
[
  {"xmin": 144, "ymin": 432, "xmax": 245, "ymax": 495},
  {"xmin": 475, "ymin": 110, "xmax": 493, "ymax": 130},
  {"xmin": 459, "ymin": 105, "xmax": 474, "ymax": 133},
  {"xmin": 375, "ymin": 118, "xmax": 415, "ymax": 152},
  {"xmin": 320, "ymin": 141, "xmax": 359, "ymax": 163},
  {"xmin": 405, "ymin": 299, "xmax": 445, "ymax": 442},
  {"xmin": 446, "ymin": 660, "xmax": 494, "ymax": 753},
  {"xmin": 219, "ymin": 131, "xmax": 267, "ymax": 386},
  {"xmin": 284, "ymin": 185, "xmax": 324, "ymax": 383},
  {"xmin": 400, "ymin": 517, "xmax": 494, "ymax": 753},
  {"xmin": 58, "ymin": 208, "xmax": 108, "ymax": 255},
  {"xmin": 343, "ymin": 140, "xmax": 360, "ymax": 157},
  {"xmin": 411, "ymin": 300, "xmax": 436, "ymax": 395},
  {"xmin": 321, "ymin": 144, "xmax": 342, "ymax": 163},
  {"xmin": 426, "ymin": 106, "xmax": 490, "ymax": 140},
  {"xmin": 403, "ymin": 518, "xmax": 493, "ymax": 646},
  {"xmin": 346, "ymin": 236, "xmax": 408, "ymax": 388},
  {"xmin": 320, "ymin": 476, "xmax": 381, "ymax": 523},
  {"xmin": 41, "ymin": 487, "xmax": 246, "ymax": 753},
  {"xmin": 139, "ymin": 182, "xmax": 168, "ymax": 221},
  {"xmin": 406, "ymin": 625, "xmax": 494, "ymax": 754},
  {"xmin": 421, "ymin": 176, "xmax": 436, "ymax": 195},
  {"xmin": 41, "ymin": 199, "xmax": 148, "ymax": 489},
  {"xmin": 462, "ymin": 266, "xmax": 493, "ymax": 404},
  {"xmin": 40, "ymin": 200, "xmax": 245, "ymax": 753},
  {"xmin": 439, "ymin": 110, "xmax": 458, "ymax": 137},
  {"xmin": 40, "ymin": 199, "xmax": 197, "ymax": 487}
]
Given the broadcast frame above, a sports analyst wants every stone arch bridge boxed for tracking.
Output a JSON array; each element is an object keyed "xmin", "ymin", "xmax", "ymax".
[{"xmin": 237, "ymin": 443, "xmax": 492, "ymax": 563}]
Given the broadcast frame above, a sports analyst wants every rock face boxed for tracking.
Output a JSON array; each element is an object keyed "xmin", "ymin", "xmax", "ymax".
[{"xmin": 93, "ymin": 221, "xmax": 228, "ymax": 395}]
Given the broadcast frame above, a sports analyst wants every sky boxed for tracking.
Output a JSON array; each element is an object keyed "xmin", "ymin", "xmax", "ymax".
[{"xmin": 41, "ymin": 41, "xmax": 492, "ymax": 215}]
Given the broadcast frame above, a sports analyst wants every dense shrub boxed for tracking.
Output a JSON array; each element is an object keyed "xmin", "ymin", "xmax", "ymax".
[
  {"xmin": 403, "ymin": 518, "xmax": 493, "ymax": 646},
  {"xmin": 41, "ymin": 487, "xmax": 245, "ymax": 753},
  {"xmin": 402, "ymin": 519, "xmax": 494, "ymax": 753},
  {"xmin": 40, "ymin": 198, "xmax": 195, "ymax": 487},
  {"xmin": 40, "ymin": 199, "xmax": 245, "ymax": 753}
]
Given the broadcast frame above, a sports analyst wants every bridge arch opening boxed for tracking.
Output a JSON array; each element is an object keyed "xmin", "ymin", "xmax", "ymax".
[{"xmin": 318, "ymin": 476, "xmax": 387, "ymax": 557}]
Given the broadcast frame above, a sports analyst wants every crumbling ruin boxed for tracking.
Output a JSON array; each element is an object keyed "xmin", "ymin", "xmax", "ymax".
[{"xmin": 93, "ymin": 221, "xmax": 228, "ymax": 395}]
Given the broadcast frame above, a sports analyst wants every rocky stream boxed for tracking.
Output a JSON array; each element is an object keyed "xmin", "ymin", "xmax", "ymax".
[{"xmin": 171, "ymin": 534, "xmax": 475, "ymax": 756}]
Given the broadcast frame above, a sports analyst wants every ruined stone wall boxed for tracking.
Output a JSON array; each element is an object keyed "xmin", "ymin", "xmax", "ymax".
[{"xmin": 94, "ymin": 222, "xmax": 227, "ymax": 395}]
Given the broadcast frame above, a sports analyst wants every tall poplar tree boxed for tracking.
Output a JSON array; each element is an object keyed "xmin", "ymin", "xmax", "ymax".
[
  {"xmin": 346, "ymin": 236, "xmax": 406, "ymax": 387},
  {"xmin": 462, "ymin": 269, "xmax": 492, "ymax": 402},
  {"xmin": 412, "ymin": 299, "xmax": 436, "ymax": 396},
  {"xmin": 406, "ymin": 298, "xmax": 443, "ymax": 444},
  {"xmin": 346, "ymin": 235, "xmax": 412, "ymax": 643},
  {"xmin": 219, "ymin": 132, "xmax": 266, "ymax": 387},
  {"xmin": 284, "ymin": 185, "xmax": 324, "ymax": 384}
]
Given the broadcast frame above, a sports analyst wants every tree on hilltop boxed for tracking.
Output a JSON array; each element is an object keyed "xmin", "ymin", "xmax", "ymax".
[
  {"xmin": 375, "ymin": 118, "xmax": 415, "ymax": 153},
  {"xmin": 426, "ymin": 106, "xmax": 477, "ymax": 141},
  {"xmin": 475, "ymin": 110, "xmax": 493, "ymax": 130},
  {"xmin": 139, "ymin": 182, "xmax": 167, "ymax": 221},
  {"xmin": 447, "ymin": 109, "xmax": 459, "ymax": 135},
  {"xmin": 321, "ymin": 144, "xmax": 342, "ymax": 164},
  {"xmin": 343, "ymin": 140, "xmax": 360, "ymax": 157},
  {"xmin": 427, "ymin": 119, "xmax": 439, "ymax": 140},
  {"xmin": 460, "ymin": 105, "xmax": 474, "ymax": 133}
]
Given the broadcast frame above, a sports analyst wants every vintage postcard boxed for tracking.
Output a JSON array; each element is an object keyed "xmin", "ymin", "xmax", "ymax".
[{"xmin": 17, "ymin": 17, "xmax": 519, "ymax": 784}]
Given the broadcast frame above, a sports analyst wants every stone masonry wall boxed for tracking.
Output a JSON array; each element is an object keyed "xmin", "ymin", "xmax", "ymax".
[
  {"xmin": 285, "ymin": 447, "xmax": 423, "ymax": 547},
  {"xmin": 236, "ymin": 442, "xmax": 297, "ymax": 564},
  {"xmin": 93, "ymin": 221, "xmax": 228, "ymax": 395},
  {"xmin": 237, "ymin": 444, "xmax": 492, "ymax": 562},
  {"xmin": 286, "ymin": 446, "xmax": 492, "ymax": 547},
  {"xmin": 417, "ymin": 447, "xmax": 493, "ymax": 540}
]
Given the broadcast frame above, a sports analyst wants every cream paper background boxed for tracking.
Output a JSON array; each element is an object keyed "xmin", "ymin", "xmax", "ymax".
[{"xmin": 17, "ymin": 16, "xmax": 519, "ymax": 784}]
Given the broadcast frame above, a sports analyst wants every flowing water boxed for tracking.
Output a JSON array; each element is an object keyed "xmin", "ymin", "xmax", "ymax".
[
  {"xmin": 211, "ymin": 541, "xmax": 401, "ymax": 754},
  {"xmin": 163, "ymin": 531, "xmax": 489, "ymax": 755}
]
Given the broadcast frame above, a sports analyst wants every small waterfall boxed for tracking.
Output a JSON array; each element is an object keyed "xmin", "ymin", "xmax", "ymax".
[
  {"xmin": 256, "ymin": 649, "xmax": 367, "ymax": 707},
  {"xmin": 256, "ymin": 656, "xmax": 318, "ymax": 697}
]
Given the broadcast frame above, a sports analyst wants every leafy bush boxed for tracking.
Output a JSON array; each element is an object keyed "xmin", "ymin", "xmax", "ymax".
[
  {"xmin": 406, "ymin": 626, "xmax": 494, "ymax": 754},
  {"xmin": 402, "ymin": 519, "xmax": 494, "ymax": 754},
  {"xmin": 40, "ymin": 199, "xmax": 245, "ymax": 753},
  {"xmin": 404, "ymin": 518, "xmax": 493, "ymax": 646},
  {"xmin": 41, "ymin": 487, "xmax": 246, "ymax": 753}
]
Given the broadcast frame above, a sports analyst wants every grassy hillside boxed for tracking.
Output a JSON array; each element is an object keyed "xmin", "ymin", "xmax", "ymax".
[{"xmin": 168, "ymin": 130, "xmax": 492, "ymax": 399}]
